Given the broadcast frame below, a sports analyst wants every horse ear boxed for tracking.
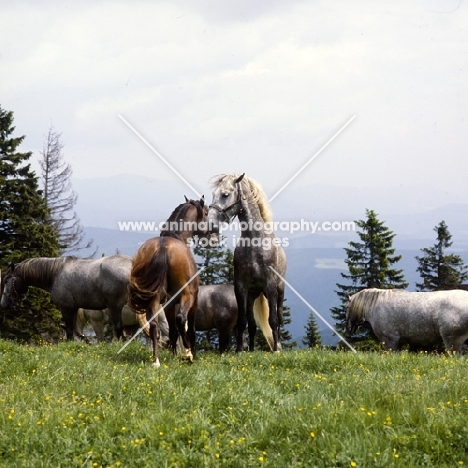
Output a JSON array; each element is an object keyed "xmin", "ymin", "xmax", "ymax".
[
  {"xmin": 200, "ymin": 195, "xmax": 205, "ymax": 207},
  {"xmin": 346, "ymin": 293, "xmax": 351, "ymax": 301},
  {"xmin": 9, "ymin": 262, "xmax": 15, "ymax": 272},
  {"xmin": 184, "ymin": 195, "xmax": 189, "ymax": 202},
  {"xmin": 235, "ymin": 173, "xmax": 245, "ymax": 184}
]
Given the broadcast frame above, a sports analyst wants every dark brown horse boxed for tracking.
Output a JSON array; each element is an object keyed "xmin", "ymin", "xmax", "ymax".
[{"xmin": 128, "ymin": 197, "xmax": 207, "ymax": 367}]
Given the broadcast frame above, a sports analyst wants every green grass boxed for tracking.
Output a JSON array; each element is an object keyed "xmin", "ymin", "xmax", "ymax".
[{"xmin": 1, "ymin": 341, "xmax": 468, "ymax": 467}]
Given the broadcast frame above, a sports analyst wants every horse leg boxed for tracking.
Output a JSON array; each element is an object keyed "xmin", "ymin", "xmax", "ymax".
[
  {"xmin": 75, "ymin": 309, "xmax": 86, "ymax": 340},
  {"xmin": 247, "ymin": 308, "xmax": 257, "ymax": 351},
  {"xmin": 62, "ymin": 307, "xmax": 77, "ymax": 340},
  {"xmin": 266, "ymin": 286, "xmax": 280, "ymax": 351},
  {"xmin": 275, "ymin": 284, "xmax": 285, "ymax": 351},
  {"xmin": 176, "ymin": 291, "xmax": 197, "ymax": 363},
  {"xmin": 90, "ymin": 312, "xmax": 106, "ymax": 342},
  {"xmin": 147, "ymin": 304, "xmax": 161, "ymax": 368},
  {"xmin": 187, "ymin": 303, "xmax": 197, "ymax": 358},
  {"xmin": 165, "ymin": 303, "xmax": 179, "ymax": 355},
  {"xmin": 234, "ymin": 284, "xmax": 249, "ymax": 352},
  {"xmin": 107, "ymin": 306, "xmax": 124, "ymax": 340},
  {"xmin": 218, "ymin": 329, "xmax": 231, "ymax": 354}
]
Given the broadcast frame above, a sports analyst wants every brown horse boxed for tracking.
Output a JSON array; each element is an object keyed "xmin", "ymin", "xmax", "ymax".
[{"xmin": 128, "ymin": 197, "xmax": 207, "ymax": 367}]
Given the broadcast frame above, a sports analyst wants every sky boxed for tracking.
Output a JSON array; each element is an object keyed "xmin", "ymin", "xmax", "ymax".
[{"xmin": 2, "ymin": 0, "xmax": 468, "ymax": 203}]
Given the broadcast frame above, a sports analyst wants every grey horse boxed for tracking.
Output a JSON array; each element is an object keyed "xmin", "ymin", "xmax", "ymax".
[
  {"xmin": 1, "ymin": 255, "xmax": 132, "ymax": 340},
  {"xmin": 346, "ymin": 288, "xmax": 468, "ymax": 352},
  {"xmin": 207, "ymin": 173, "xmax": 287, "ymax": 352}
]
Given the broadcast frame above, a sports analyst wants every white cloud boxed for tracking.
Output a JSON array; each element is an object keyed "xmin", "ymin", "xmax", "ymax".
[{"xmin": 1, "ymin": 0, "xmax": 468, "ymax": 199}]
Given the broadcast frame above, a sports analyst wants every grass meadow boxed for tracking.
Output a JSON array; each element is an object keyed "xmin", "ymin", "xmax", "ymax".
[{"xmin": 1, "ymin": 340, "xmax": 468, "ymax": 467}]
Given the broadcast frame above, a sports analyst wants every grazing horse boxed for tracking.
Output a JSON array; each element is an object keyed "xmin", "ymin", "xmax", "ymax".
[
  {"xmin": 207, "ymin": 173, "xmax": 287, "ymax": 352},
  {"xmin": 195, "ymin": 284, "xmax": 238, "ymax": 353},
  {"xmin": 76, "ymin": 308, "xmax": 111, "ymax": 342},
  {"xmin": 345, "ymin": 288, "xmax": 468, "ymax": 352},
  {"xmin": 128, "ymin": 197, "xmax": 207, "ymax": 367},
  {"xmin": 136, "ymin": 284, "xmax": 239, "ymax": 353},
  {"xmin": 0, "ymin": 255, "xmax": 132, "ymax": 340},
  {"xmin": 77, "ymin": 305, "xmax": 170, "ymax": 346}
]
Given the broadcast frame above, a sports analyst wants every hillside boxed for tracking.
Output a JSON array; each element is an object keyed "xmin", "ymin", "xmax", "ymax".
[{"xmin": 1, "ymin": 341, "xmax": 468, "ymax": 467}]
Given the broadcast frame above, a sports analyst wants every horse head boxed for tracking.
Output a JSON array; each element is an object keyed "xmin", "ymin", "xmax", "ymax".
[
  {"xmin": 186, "ymin": 196, "xmax": 209, "ymax": 239},
  {"xmin": 0, "ymin": 264, "xmax": 27, "ymax": 308},
  {"xmin": 344, "ymin": 293, "xmax": 365, "ymax": 337},
  {"xmin": 207, "ymin": 173, "xmax": 245, "ymax": 234}
]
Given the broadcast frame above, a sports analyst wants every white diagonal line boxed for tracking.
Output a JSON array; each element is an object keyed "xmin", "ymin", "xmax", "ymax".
[
  {"xmin": 269, "ymin": 266, "xmax": 357, "ymax": 353},
  {"xmin": 268, "ymin": 115, "xmax": 356, "ymax": 203},
  {"xmin": 118, "ymin": 114, "xmax": 202, "ymax": 198},
  {"xmin": 117, "ymin": 267, "xmax": 205, "ymax": 354}
]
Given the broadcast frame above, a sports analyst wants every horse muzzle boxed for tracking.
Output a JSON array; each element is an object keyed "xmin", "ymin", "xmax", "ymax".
[
  {"xmin": 0, "ymin": 294, "xmax": 13, "ymax": 308},
  {"xmin": 207, "ymin": 209, "xmax": 222, "ymax": 234}
]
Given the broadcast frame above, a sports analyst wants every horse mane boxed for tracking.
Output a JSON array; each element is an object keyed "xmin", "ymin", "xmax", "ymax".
[
  {"xmin": 160, "ymin": 200, "xmax": 203, "ymax": 239},
  {"xmin": 349, "ymin": 288, "xmax": 404, "ymax": 320},
  {"xmin": 16, "ymin": 257, "xmax": 75, "ymax": 284},
  {"xmin": 211, "ymin": 174, "xmax": 273, "ymax": 222}
]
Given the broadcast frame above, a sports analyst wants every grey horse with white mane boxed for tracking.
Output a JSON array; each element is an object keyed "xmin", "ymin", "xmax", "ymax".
[
  {"xmin": 345, "ymin": 288, "xmax": 468, "ymax": 352},
  {"xmin": 207, "ymin": 173, "xmax": 287, "ymax": 352}
]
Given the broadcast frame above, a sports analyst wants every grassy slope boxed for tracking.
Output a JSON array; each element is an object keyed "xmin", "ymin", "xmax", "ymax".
[{"xmin": 1, "ymin": 341, "xmax": 468, "ymax": 467}]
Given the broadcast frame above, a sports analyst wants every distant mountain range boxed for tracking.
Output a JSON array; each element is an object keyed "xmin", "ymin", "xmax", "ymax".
[
  {"xmin": 72, "ymin": 174, "xmax": 468, "ymax": 345},
  {"xmin": 73, "ymin": 174, "xmax": 468, "ymax": 244}
]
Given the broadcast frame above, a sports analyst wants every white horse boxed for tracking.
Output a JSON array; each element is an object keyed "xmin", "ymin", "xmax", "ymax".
[
  {"xmin": 76, "ymin": 305, "xmax": 170, "ymax": 345},
  {"xmin": 346, "ymin": 288, "xmax": 468, "ymax": 352}
]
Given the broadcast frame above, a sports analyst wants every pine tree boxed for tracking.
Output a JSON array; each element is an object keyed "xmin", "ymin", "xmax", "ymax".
[
  {"xmin": 303, "ymin": 311, "xmax": 322, "ymax": 348},
  {"xmin": 0, "ymin": 106, "xmax": 62, "ymax": 343},
  {"xmin": 416, "ymin": 221, "xmax": 468, "ymax": 291},
  {"xmin": 39, "ymin": 127, "xmax": 92, "ymax": 254},
  {"xmin": 280, "ymin": 302, "xmax": 297, "ymax": 349},
  {"xmin": 331, "ymin": 209, "xmax": 408, "ymax": 346}
]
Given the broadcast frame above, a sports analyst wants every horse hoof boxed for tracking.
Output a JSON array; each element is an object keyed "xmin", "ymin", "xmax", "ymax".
[
  {"xmin": 153, "ymin": 358, "xmax": 161, "ymax": 368},
  {"xmin": 181, "ymin": 350, "xmax": 193, "ymax": 363}
]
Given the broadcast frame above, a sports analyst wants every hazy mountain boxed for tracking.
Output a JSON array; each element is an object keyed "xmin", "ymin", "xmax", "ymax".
[{"xmin": 73, "ymin": 174, "xmax": 468, "ymax": 243}]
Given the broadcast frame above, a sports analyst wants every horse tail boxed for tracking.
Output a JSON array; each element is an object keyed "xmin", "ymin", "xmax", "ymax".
[
  {"xmin": 253, "ymin": 293, "xmax": 280, "ymax": 351},
  {"xmin": 128, "ymin": 238, "xmax": 169, "ymax": 314}
]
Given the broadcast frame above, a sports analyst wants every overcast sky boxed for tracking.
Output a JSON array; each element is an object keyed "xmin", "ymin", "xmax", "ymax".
[{"xmin": 2, "ymin": 0, "xmax": 467, "ymax": 202}]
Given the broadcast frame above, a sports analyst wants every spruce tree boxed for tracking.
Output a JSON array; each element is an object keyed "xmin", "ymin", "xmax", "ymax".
[
  {"xmin": 331, "ymin": 209, "xmax": 408, "ymax": 346},
  {"xmin": 0, "ymin": 110, "xmax": 59, "ymax": 262},
  {"xmin": 416, "ymin": 220, "xmax": 468, "ymax": 291},
  {"xmin": 0, "ymin": 106, "xmax": 62, "ymax": 343},
  {"xmin": 303, "ymin": 311, "xmax": 322, "ymax": 348}
]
